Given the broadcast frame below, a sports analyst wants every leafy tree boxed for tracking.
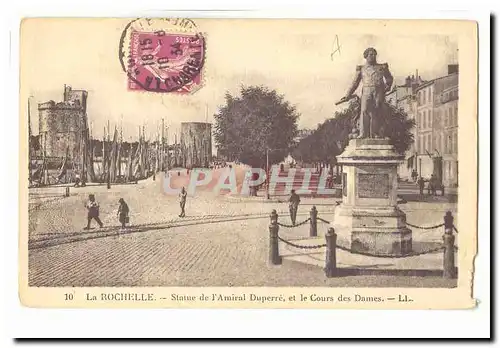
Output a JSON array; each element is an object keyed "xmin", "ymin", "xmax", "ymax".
[
  {"xmin": 293, "ymin": 97, "xmax": 415, "ymax": 164},
  {"xmin": 214, "ymin": 85, "xmax": 300, "ymax": 168}
]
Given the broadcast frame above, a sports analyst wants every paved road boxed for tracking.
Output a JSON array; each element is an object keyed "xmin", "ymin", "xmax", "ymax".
[
  {"xmin": 29, "ymin": 216, "xmax": 455, "ymax": 288},
  {"xmin": 28, "ymin": 178, "xmax": 458, "ymax": 287}
]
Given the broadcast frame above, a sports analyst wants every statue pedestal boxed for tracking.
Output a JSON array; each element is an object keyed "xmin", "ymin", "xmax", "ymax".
[{"xmin": 333, "ymin": 138, "xmax": 412, "ymax": 256}]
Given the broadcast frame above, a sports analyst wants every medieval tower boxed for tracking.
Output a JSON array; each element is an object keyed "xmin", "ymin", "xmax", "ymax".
[{"xmin": 38, "ymin": 85, "xmax": 88, "ymax": 162}]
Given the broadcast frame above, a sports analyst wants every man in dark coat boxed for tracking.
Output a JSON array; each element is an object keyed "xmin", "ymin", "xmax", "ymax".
[
  {"xmin": 288, "ymin": 190, "xmax": 301, "ymax": 225},
  {"xmin": 84, "ymin": 194, "xmax": 103, "ymax": 229}
]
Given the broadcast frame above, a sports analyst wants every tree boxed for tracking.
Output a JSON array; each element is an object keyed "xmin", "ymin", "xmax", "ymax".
[
  {"xmin": 293, "ymin": 98, "xmax": 415, "ymax": 164},
  {"xmin": 214, "ymin": 85, "xmax": 300, "ymax": 168}
]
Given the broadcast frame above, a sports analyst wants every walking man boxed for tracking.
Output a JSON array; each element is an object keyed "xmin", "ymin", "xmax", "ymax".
[
  {"xmin": 179, "ymin": 187, "xmax": 187, "ymax": 218},
  {"xmin": 288, "ymin": 189, "xmax": 301, "ymax": 225},
  {"xmin": 418, "ymin": 176, "xmax": 425, "ymax": 197},
  {"xmin": 84, "ymin": 194, "xmax": 103, "ymax": 230},
  {"xmin": 429, "ymin": 174, "xmax": 438, "ymax": 196}
]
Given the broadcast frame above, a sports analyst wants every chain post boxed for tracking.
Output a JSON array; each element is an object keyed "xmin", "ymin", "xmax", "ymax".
[
  {"xmin": 324, "ymin": 227, "xmax": 337, "ymax": 277},
  {"xmin": 269, "ymin": 209, "xmax": 282, "ymax": 265},
  {"xmin": 64, "ymin": 186, "xmax": 70, "ymax": 197},
  {"xmin": 309, "ymin": 206, "xmax": 318, "ymax": 237},
  {"xmin": 443, "ymin": 211, "xmax": 456, "ymax": 279}
]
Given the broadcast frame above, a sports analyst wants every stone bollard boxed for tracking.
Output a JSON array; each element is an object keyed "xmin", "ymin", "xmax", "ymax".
[
  {"xmin": 324, "ymin": 227, "xmax": 337, "ymax": 278},
  {"xmin": 64, "ymin": 186, "xmax": 70, "ymax": 197},
  {"xmin": 269, "ymin": 209, "xmax": 282, "ymax": 265},
  {"xmin": 443, "ymin": 211, "xmax": 456, "ymax": 279},
  {"xmin": 309, "ymin": 206, "xmax": 318, "ymax": 237}
]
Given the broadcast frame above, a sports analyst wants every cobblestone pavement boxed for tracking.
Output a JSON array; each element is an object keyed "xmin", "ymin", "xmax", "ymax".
[
  {"xmin": 29, "ymin": 217, "xmax": 455, "ymax": 288},
  {"xmin": 28, "ymin": 178, "xmax": 458, "ymax": 287}
]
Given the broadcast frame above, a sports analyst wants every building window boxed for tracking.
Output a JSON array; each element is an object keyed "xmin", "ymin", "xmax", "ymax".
[
  {"xmin": 423, "ymin": 90, "xmax": 426, "ymax": 105},
  {"xmin": 436, "ymin": 134, "xmax": 441, "ymax": 154},
  {"xmin": 455, "ymin": 105, "xmax": 458, "ymax": 125},
  {"xmin": 427, "ymin": 134, "xmax": 432, "ymax": 152},
  {"xmin": 444, "ymin": 109, "xmax": 448, "ymax": 127},
  {"xmin": 453, "ymin": 132, "xmax": 458, "ymax": 153},
  {"xmin": 422, "ymin": 111, "xmax": 426, "ymax": 128},
  {"xmin": 428, "ymin": 111, "xmax": 432, "ymax": 128},
  {"xmin": 428, "ymin": 88, "xmax": 431, "ymax": 103}
]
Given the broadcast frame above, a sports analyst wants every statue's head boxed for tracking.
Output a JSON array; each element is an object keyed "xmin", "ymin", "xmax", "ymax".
[{"xmin": 363, "ymin": 47, "xmax": 377, "ymax": 64}]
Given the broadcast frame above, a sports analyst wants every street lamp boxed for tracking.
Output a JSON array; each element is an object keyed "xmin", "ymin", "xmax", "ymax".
[{"xmin": 266, "ymin": 148, "xmax": 270, "ymax": 200}]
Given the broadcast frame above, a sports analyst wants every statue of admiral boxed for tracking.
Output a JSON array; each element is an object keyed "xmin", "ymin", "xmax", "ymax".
[{"xmin": 337, "ymin": 47, "xmax": 394, "ymax": 139}]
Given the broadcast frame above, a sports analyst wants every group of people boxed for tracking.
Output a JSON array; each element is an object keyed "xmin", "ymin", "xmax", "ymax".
[
  {"xmin": 416, "ymin": 174, "xmax": 444, "ymax": 196},
  {"xmin": 83, "ymin": 187, "xmax": 189, "ymax": 230}
]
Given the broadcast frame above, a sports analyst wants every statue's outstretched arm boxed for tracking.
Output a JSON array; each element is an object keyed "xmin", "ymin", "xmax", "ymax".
[{"xmin": 345, "ymin": 66, "xmax": 362, "ymax": 97}]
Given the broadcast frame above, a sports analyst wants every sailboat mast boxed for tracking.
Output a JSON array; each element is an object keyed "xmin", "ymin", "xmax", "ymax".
[
  {"xmin": 119, "ymin": 116, "xmax": 123, "ymax": 177},
  {"xmin": 161, "ymin": 118, "xmax": 165, "ymax": 172}
]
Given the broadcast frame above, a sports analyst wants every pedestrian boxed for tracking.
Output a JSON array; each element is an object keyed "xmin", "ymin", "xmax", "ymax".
[
  {"xmin": 288, "ymin": 189, "xmax": 301, "ymax": 225},
  {"xmin": 74, "ymin": 173, "xmax": 81, "ymax": 187},
  {"xmin": 84, "ymin": 194, "xmax": 103, "ymax": 230},
  {"xmin": 179, "ymin": 187, "xmax": 187, "ymax": 217},
  {"xmin": 117, "ymin": 198, "xmax": 129, "ymax": 229},
  {"xmin": 429, "ymin": 174, "xmax": 437, "ymax": 196},
  {"xmin": 417, "ymin": 176, "xmax": 425, "ymax": 196},
  {"xmin": 411, "ymin": 169, "xmax": 418, "ymax": 183}
]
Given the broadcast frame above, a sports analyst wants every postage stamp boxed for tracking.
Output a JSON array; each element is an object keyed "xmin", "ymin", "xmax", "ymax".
[
  {"xmin": 18, "ymin": 18, "xmax": 479, "ymax": 310},
  {"xmin": 119, "ymin": 18, "xmax": 205, "ymax": 94}
]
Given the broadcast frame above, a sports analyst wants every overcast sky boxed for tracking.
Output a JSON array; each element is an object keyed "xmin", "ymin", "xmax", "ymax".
[{"xmin": 21, "ymin": 18, "xmax": 458, "ymax": 142}]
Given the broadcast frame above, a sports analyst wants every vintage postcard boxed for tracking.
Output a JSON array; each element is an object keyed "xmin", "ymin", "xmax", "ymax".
[{"xmin": 19, "ymin": 18, "xmax": 478, "ymax": 309}]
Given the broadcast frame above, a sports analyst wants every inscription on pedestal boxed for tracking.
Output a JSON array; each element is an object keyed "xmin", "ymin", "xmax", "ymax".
[{"xmin": 357, "ymin": 173, "xmax": 389, "ymax": 198}]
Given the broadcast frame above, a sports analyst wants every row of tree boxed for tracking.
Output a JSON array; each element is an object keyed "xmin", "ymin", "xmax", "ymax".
[{"xmin": 292, "ymin": 97, "xmax": 415, "ymax": 166}]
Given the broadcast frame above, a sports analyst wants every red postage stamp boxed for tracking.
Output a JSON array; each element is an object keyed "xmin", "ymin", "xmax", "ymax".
[{"xmin": 126, "ymin": 30, "xmax": 205, "ymax": 94}]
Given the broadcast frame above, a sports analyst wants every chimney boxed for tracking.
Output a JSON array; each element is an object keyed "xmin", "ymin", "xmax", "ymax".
[{"xmin": 448, "ymin": 64, "xmax": 459, "ymax": 75}]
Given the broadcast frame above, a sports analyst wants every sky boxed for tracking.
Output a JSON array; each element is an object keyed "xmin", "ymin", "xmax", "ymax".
[{"xmin": 21, "ymin": 18, "xmax": 459, "ymax": 143}]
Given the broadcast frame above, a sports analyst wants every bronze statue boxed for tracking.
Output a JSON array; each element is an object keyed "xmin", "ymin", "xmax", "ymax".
[{"xmin": 337, "ymin": 47, "xmax": 394, "ymax": 139}]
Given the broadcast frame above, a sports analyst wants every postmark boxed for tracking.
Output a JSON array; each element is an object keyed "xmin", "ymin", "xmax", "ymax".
[{"xmin": 119, "ymin": 18, "xmax": 206, "ymax": 94}]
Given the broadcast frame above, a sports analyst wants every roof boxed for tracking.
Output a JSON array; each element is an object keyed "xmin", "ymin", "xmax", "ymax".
[{"xmin": 414, "ymin": 72, "xmax": 458, "ymax": 92}]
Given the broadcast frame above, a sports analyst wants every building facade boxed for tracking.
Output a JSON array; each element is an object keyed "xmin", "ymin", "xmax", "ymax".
[
  {"xmin": 433, "ymin": 71, "xmax": 459, "ymax": 187},
  {"xmin": 38, "ymin": 85, "xmax": 89, "ymax": 161},
  {"xmin": 180, "ymin": 122, "xmax": 212, "ymax": 168},
  {"xmin": 397, "ymin": 65, "xmax": 458, "ymax": 186},
  {"xmin": 388, "ymin": 65, "xmax": 458, "ymax": 187},
  {"xmin": 386, "ymin": 75, "xmax": 422, "ymax": 180}
]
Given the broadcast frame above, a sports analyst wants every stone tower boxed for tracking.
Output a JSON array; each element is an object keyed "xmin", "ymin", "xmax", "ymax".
[{"xmin": 38, "ymin": 85, "xmax": 88, "ymax": 161}]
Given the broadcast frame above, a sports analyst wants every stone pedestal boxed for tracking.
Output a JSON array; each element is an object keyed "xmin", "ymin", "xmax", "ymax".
[{"xmin": 333, "ymin": 138, "xmax": 412, "ymax": 256}]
